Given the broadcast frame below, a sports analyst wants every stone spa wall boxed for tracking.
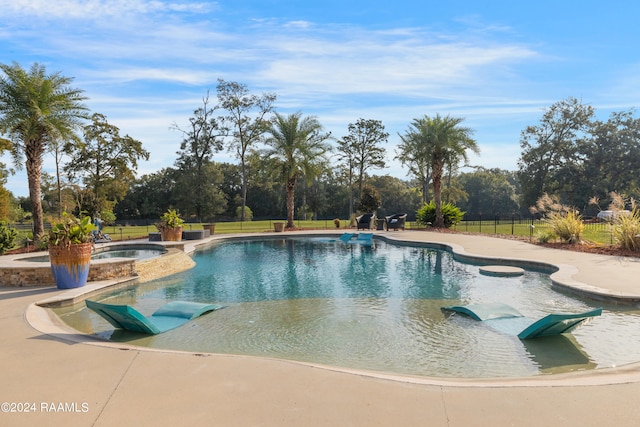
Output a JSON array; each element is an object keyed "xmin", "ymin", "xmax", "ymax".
[{"xmin": 0, "ymin": 248, "xmax": 194, "ymax": 287}]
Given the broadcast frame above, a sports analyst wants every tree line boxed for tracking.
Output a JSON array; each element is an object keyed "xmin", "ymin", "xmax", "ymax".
[{"xmin": 1, "ymin": 62, "xmax": 640, "ymax": 236}]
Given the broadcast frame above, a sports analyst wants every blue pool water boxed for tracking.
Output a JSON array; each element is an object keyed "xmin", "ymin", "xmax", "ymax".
[
  {"xmin": 55, "ymin": 237, "xmax": 640, "ymax": 378},
  {"xmin": 91, "ymin": 247, "xmax": 166, "ymax": 260}
]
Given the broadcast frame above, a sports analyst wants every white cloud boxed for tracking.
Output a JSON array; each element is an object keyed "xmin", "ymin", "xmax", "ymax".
[
  {"xmin": 260, "ymin": 43, "xmax": 536, "ymax": 96},
  {"xmin": 247, "ymin": 24, "xmax": 539, "ymax": 100},
  {"xmin": 84, "ymin": 67, "xmax": 218, "ymax": 85},
  {"xmin": 283, "ymin": 20, "xmax": 314, "ymax": 29},
  {"xmin": 1, "ymin": 0, "xmax": 216, "ymax": 19}
]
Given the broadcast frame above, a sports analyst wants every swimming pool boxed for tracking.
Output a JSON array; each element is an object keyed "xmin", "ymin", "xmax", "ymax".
[{"xmin": 55, "ymin": 237, "xmax": 640, "ymax": 378}]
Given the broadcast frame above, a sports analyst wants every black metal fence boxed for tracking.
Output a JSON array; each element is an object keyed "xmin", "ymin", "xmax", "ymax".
[
  {"xmin": 450, "ymin": 214, "xmax": 614, "ymax": 242},
  {"xmin": 5, "ymin": 214, "xmax": 614, "ymax": 244}
]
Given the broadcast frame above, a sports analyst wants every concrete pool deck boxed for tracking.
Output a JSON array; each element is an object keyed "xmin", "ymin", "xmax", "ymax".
[{"xmin": 2, "ymin": 230, "xmax": 640, "ymax": 426}]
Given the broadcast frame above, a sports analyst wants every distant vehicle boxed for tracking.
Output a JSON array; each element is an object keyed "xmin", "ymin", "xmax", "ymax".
[{"xmin": 596, "ymin": 210, "xmax": 631, "ymax": 222}]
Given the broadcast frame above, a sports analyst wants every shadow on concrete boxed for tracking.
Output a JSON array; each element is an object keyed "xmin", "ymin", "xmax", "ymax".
[{"xmin": 0, "ymin": 286, "xmax": 58, "ymax": 300}]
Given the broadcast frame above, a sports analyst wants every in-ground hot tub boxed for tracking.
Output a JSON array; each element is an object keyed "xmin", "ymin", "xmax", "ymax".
[{"xmin": 18, "ymin": 243, "xmax": 167, "ymax": 263}]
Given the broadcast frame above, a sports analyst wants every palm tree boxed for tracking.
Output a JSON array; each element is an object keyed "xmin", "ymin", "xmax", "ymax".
[
  {"xmin": 400, "ymin": 114, "xmax": 478, "ymax": 228},
  {"xmin": 264, "ymin": 112, "xmax": 332, "ymax": 228},
  {"xmin": 0, "ymin": 62, "xmax": 88, "ymax": 238}
]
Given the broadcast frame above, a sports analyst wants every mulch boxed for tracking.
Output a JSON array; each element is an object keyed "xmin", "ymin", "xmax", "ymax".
[
  {"xmin": 4, "ymin": 245, "xmax": 45, "ymax": 256},
  {"xmin": 537, "ymin": 241, "xmax": 640, "ymax": 258}
]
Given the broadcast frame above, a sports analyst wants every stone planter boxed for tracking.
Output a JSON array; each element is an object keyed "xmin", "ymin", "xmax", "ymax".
[
  {"xmin": 274, "ymin": 222, "xmax": 285, "ymax": 232},
  {"xmin": 161, "ymin": 227, "xmax": 183, "ymax": 241},
  {"xmin": 48, "ymin": 242, "xmax": 93, "ymax": 289}
]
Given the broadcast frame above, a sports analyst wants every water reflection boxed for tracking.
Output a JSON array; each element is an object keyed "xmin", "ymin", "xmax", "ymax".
[{"xmin": 523, "ymin": 335, "xmax": 595, "ymax": 372}]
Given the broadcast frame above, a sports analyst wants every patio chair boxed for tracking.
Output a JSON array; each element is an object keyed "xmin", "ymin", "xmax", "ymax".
[
  {"xmin": 356, "ymin": 213, "xmax": 375, "ymax": 230},
  {"xmin": 385, "ymin": 213, "xmax": 407, "ymax": 231}
]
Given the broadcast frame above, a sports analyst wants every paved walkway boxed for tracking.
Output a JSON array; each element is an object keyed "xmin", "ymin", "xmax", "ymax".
[{"xmin": 2, "ymin": 231, "xmax": 640, "ymax": 426}]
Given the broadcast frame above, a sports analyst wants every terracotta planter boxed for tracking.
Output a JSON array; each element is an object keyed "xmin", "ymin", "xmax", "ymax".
[
  {"xmin": 274, "ymin": 222, "xmax": 285, "ymax": 232},
  {"xmin": 49, "ymin": 242, "xmax": 93, "ymax": 289},
  {"xmin": 161, "ymin": 227, "xmax": 183, "ymax": 241}
]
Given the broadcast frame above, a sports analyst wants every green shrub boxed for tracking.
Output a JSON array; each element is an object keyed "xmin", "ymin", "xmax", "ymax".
[
  {"xmin": 416, "ymin": 201, "xmax": 464, "ymax": 228},
  {"xmin": 533, "ymin": 194, "xmax": 584, "ymax": 244},
  {"xmin": 0, "ymin": 222, "xmax": 17, "ymax": 254},
  {"xmin": 235, "ymin": 206, "xmax": 253, "ymax": 221},
  {"xmin": 535, "ymin": 229, "xmax": 557, "ymax": 244},
  {"xmin": 612, "ymin": 209, "xmax": 640, "ymax": 251},
  {"xmin": 99, "ymin": 209, "xmax": 116, "ymax": 226},
  {"xmin": 546, "ymin": 210, "xmax": 584, "ymax": 244}
]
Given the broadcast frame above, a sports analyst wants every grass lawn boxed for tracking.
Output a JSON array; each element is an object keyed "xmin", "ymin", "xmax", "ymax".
[
  {"xmin": 96, "ymin": 219, "xmax": 614, "ymax": 245},
  {"xmin": 452, "ymin": 220, "xmax": 614, "ymax": 245}
]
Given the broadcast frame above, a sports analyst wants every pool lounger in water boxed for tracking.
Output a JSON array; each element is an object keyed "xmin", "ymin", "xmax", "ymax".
[
  {"xmin": 309, "ymin": 233, "xmax": 355, "ymax": 243},
  {"xmin": 86, "ymin": 300, "xmax": 225, "ymax": 335},
  {"xmin": 312, "ymin": 232, "xmax": 368, "ymax": 244},
  {"xmin": 442, "ymin": 302, "xmax": 603, "ymax": 339},
  {"xmin": 339, "ymin": 232, "xmax": 355, "ymax": 242},
  {"xmin": 344, "ymin": 232, "xmax": 373, "ymax": 245}
]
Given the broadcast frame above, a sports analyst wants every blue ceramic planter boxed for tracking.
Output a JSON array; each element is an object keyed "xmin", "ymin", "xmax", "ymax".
[{"xmin": 49, "ymin": 243, "xmax": 92, "ymax": 289}]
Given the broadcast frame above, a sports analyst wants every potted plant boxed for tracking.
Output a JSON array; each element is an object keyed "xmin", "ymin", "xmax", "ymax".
[
  {"xmin": 157, "ymin": 209, "xmax": 184, "ymax": 241},
  {"xmin": 48, "ymin": 213, "xmax": 95, "ymax": 289}
]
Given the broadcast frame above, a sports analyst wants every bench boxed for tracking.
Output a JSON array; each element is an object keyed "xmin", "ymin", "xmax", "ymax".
[
  {"xmin": 149, "ymin": 229, "xmax": 211, "ymax": 241},
  {"xmin": 182, "ymin": 230, "xmax": 210, "ymax": 240}
]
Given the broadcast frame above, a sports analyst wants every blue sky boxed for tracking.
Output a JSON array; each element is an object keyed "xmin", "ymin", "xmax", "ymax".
[{"xmin": 1, "ymin": 0, "xmax": 640, "ymax": 197}]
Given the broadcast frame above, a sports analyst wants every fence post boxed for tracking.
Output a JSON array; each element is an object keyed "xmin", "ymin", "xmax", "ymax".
[
  {"xmin": 530, "ymin": 215, "xmax": 535, "ymax": 242},
  {"xmin": 479, "ymin": 214, "xmax": 482, "ymax": 233},
  {"xmin": 511, "ymin": 215, "xmax": 514, "ymax": 235}
]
